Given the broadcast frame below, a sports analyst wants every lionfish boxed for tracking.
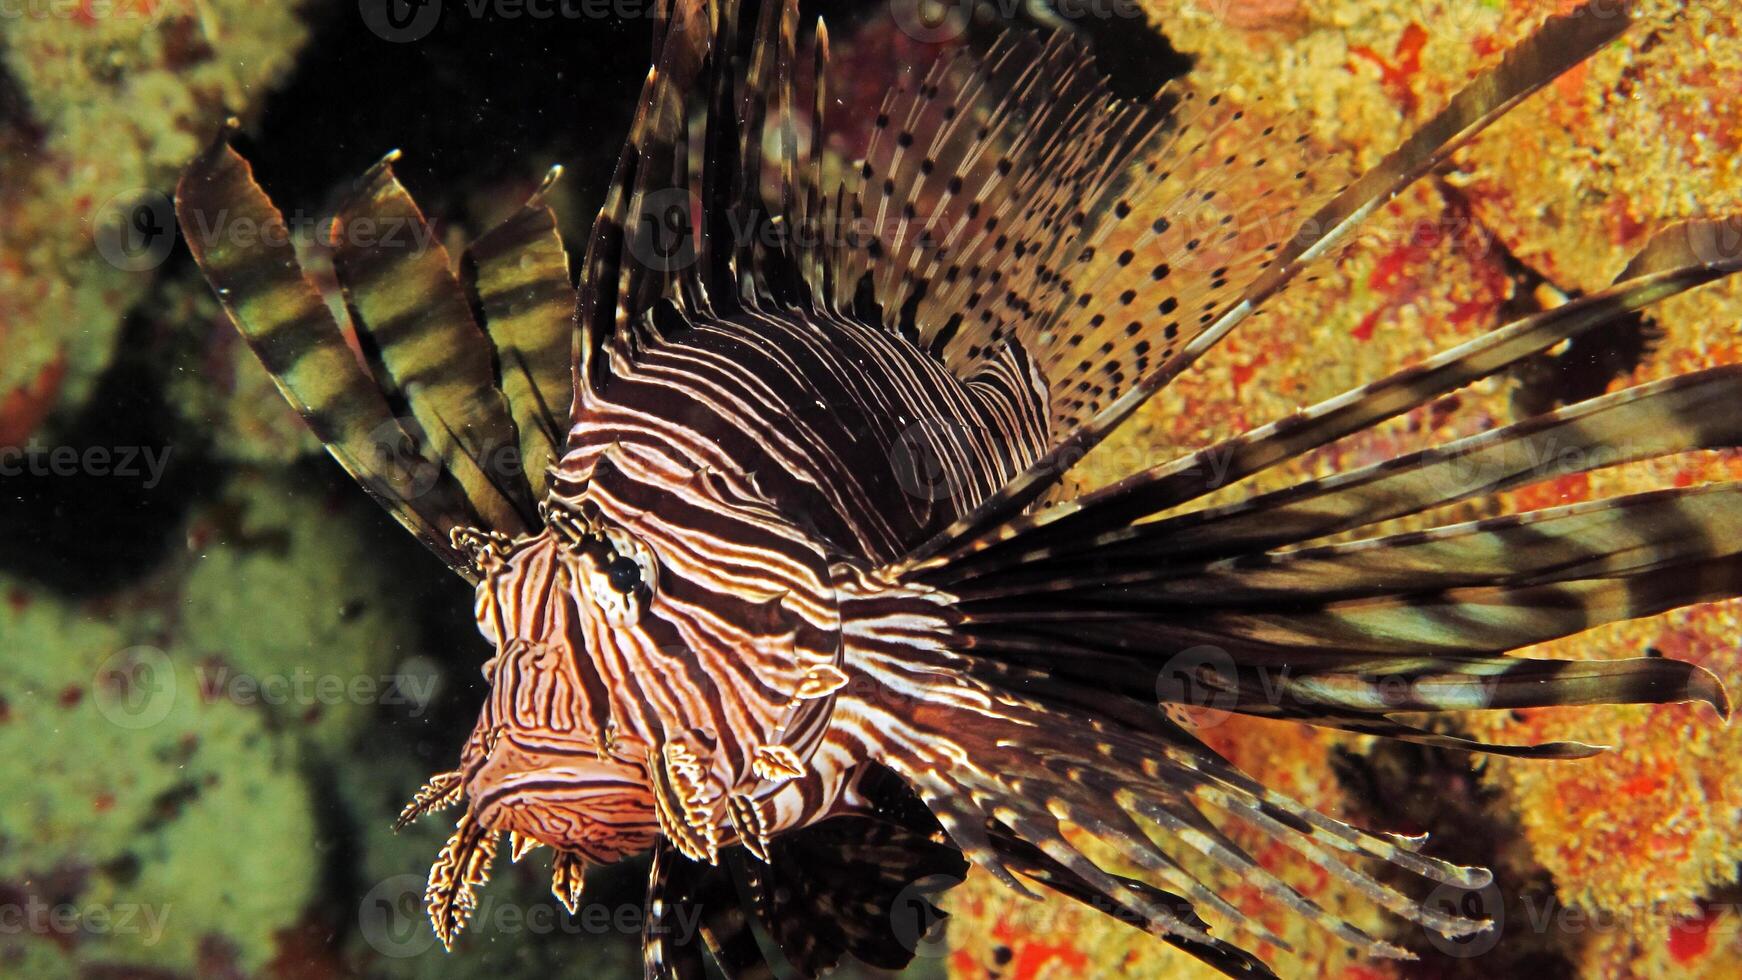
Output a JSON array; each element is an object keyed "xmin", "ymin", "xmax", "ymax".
[{"xmin": 176, "ymin": 0, "xmax": 1742, "ymax": 975}]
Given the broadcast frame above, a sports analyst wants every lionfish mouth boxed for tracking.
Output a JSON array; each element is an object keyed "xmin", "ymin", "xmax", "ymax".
[{"xmin": 409, "ymin": 728, "xmax": 660, "ymax": 950}]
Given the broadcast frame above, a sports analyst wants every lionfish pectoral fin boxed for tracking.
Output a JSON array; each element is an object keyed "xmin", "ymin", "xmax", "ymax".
[
  {"xmin": 643, "ymin": 842, "xmax": 778, "ymax": 980},
  {"xmin": 173, "ymin": 139, "xmax": 490, "ymax": 581},
  {"xmin": 393, "ymin": 769, "xmax": 464, "ymax": 831},
  {"xmin": 1301, "ymin": 715, "xmax": 1611, "ymax": 759},
  {"xmin": 425, "ymin": 809, "xmax": 502, "ymax": 950},
  {"xmin": 920, "ymin": 219, "xmax": 1742, "ymax": 580},
  {"xmin": 853, "ymin": 656, "xmax": 1486, "ymax": 975},
  {"xmin": 708, "ymin": 767, "xmax": 974, "ymax": 976},
  {"xmin": 939, "ymin": 487, "xmax": 1741, "ymax": 757},
  {"xmin": 947, "ymin": 479, "xmax": 1742, "ymax": 718},
  {"xmin": 986, "ymin": 828, "xmax": 1282, "ymax": 979}
]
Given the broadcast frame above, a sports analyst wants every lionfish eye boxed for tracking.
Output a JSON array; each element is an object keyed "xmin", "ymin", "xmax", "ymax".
[
  {"xmin": 605, "ymin": 556, "xmax": 641, "ymax": 593},
  {"xmin": 545, "ymin": 503, "xmax": 659, "ymax": 626}
]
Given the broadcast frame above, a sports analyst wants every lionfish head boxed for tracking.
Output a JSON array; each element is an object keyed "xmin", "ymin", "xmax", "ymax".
[
  {"xmin": 405, "ymin": 445, "xmax": 848, "ymax": 945},
  {"xmin": 401, "ymin": 507, "xmax": 678, "ymax": 950},
  {"xmin": 441, "ymin": 512, "xmax": 662, "ymax": 856}
]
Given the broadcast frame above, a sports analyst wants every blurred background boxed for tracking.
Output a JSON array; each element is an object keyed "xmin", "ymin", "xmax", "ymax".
[{"xmin": 2, "ymin": 0, "xmax": 1740, "ymax": 977}]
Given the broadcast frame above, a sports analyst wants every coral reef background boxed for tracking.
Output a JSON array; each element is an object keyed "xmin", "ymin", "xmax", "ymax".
[{"xmin": 1, "ymin": 1, "xmax": 1737, "ymax": 978}]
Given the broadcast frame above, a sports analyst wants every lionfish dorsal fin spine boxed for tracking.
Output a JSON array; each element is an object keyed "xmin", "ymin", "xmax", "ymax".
[
  {"xmin": 893, "ymin": 0, "xmax": 1641, "ymax": 569},
  {"xmin": 459, "ymin": 195, "xmax": 576, "ymax": 500},
  {"xmin": 330, "ymin": 159, "xmax": 537, "ymax": 534},
  {"xmin": 173, "ymin": 142, "xmax": 492, "ymax": 581},
  {"xmin": 910, "ymin": 218, "xmax": 1742, "ymax": 575}
]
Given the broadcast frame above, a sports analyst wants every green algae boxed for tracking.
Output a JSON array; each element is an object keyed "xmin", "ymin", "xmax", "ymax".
[{"xmin": 0, "ymin": 574, "xmax": 317, "ymax": 976}]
